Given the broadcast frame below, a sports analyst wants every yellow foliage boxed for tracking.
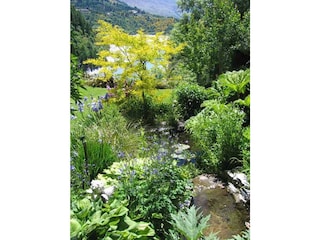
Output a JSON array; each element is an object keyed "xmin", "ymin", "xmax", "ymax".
[{"xmin": 84, "ymin": 20, "xmax": 184, "ymax": 100}]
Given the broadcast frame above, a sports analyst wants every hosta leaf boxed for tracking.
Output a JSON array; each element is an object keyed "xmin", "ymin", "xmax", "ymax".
[
  {"xmin": 70, "ymin": 219, "xmax": 81, "ymax": 238},
  {"xmin": 91, "ymin": 210, "xmax": 102, "ymax": 223}
]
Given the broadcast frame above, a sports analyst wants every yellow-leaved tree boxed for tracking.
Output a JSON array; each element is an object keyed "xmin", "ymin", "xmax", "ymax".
[{"xmin": 84, "ymin": 20, "xmax": 184, "ymax": 100}]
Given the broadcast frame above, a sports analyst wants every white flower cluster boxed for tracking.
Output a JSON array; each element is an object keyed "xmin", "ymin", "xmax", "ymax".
[{"xmin": 86, "ymin": 180, "xmax": 115, "ymax": 202}]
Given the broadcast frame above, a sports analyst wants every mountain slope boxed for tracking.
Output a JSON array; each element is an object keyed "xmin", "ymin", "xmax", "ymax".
[
  {"xmin": 71, "ymin": 0, "xmax": 177, "ymax": 34},
  {"xmin": 119, "ymin": 0, "xmax": 181, "ymax": 18}
]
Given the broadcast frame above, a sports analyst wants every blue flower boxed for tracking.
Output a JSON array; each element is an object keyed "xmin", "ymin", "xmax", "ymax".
[
  {"xmin": 77, "ymin": 102, "xmax": 84, "ymax": 112},
  {"xmin": 70, "ymin": 115, "xmax": 77, "ymax": 120},
  {"xmin": 91, "ymin": 102, "xmax": 99, "ymax": 112},
  {"xmin": 117, "ymin": 151, "xmax": 125, "ymax": 158},
  {"xmin": 83, "ymin": 96, "xmax": 88, "ymax": 101},
  {"xmin": 98, "ymin": 100, "xmax": 103, "ymax": 110}
]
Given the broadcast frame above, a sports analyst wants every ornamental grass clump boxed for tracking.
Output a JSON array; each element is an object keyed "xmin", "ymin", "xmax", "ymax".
[{"xmin": 70, "ymin": 101, "xmax": 147, "ymax": 193}]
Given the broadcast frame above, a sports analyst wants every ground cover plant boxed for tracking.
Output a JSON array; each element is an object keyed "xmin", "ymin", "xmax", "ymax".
[{"xmin": 70, "ymin": 197, "xmax": 156, "ymax": 239}]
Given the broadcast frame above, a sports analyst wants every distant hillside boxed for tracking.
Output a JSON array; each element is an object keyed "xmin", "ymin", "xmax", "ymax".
[
  {"xmin": 71, "ymin": 0, "xmax": 177, "ymax": 34},
  {"xmin": 119, "ymin": 0, "xmax": 181, "ymax": 18}
]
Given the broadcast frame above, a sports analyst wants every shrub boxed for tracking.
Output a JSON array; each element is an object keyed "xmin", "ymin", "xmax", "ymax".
[
  {"xmin": 98, "ymin": 155, "xmax": 193, "ymax": 238},
  {"xmin": 119, "ymin": 91, "xmax": 177, "ymax": 126},
  {"xmin": 186, "ymin": 100, "xmax": 246, "ymax": 172},
  {"xmin": 210, "ymin": 69, "xmax": 250, "ymax": 126},
  {"xmin": 119, "ymin": 93, "xmax": 157, "ymax": 125},
  {"xmin": 175, "ymin": 82, "xmax": 208, "ymax": 120},
  {"xmin": 215, "ymin": 69, "xmax": 250, "ymax": 104}
]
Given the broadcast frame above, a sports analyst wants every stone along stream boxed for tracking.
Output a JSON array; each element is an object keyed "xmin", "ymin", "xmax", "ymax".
[{"xmin": 146, "ymin": 123, "xmax": 250, "ymax": 239}]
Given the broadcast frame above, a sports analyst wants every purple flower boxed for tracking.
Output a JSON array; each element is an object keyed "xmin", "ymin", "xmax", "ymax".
[
  {"xmin": 84, "ymin": 96, "xmax": 88, "ymax": 101},
  {"xmin": 91, "ymin": 102, "xmax": 99, "ymax": 112}
]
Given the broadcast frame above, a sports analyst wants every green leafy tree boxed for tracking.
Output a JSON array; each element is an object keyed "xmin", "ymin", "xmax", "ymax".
[
  {"xmin": 71, "ymin": 5, "xmax": 97, "ymax": 70},
  {"xmin": 70, "ymin": 54, "xmax": 85, "ymax": 104},
  {"xmin": 172, "ymin": 0, "xmax": 250, "ymax": 86}
]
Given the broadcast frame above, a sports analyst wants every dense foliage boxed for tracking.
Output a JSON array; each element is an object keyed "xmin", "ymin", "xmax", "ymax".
[
  {"xmin": 70, "ymin": 54, "xmax": 86, "ymax": 104},
  {"xmin": 98, "ymin": 156, "xmax": 193, "ymax": 238},
  {"xmin": 175, "ymin": 82, "xmax": 209, "ymax": 120},
  {"xmin": 71, "ymin": 5, "xmax": 97, "ymax": 69},
  {"xmin": 172, "ymin": 0, "xmax": 250, "ymax": 86},
  {"xmin": 185, "ymin": 69, "xmax": 250, "ymax": 176},
  {"xmin": 70, "ymin": 197, "xmax": 155, "ymax": 239}
]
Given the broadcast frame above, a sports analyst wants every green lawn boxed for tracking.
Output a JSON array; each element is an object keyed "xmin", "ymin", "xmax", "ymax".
[
  {"xmin": 80, "ymin": 86, "xmax": 106, "ymax": 99},
  {"xmin": 151, "ymin": 88, "xmax": 173, "ymax": 104},
  {"xmin": 71, "ymin": 86, "xmax": 174, "ymax": 110}
]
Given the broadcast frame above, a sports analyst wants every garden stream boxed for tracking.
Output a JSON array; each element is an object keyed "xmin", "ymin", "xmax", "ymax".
[{"xmin": 146, "ymin": 123, "xmax": 250, "ymax": 239}]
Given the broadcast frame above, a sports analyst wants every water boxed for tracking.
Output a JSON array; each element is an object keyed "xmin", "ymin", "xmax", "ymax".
[{"xmin": 193, "ymin": 175, "xmax": 250, "ymax": 239}]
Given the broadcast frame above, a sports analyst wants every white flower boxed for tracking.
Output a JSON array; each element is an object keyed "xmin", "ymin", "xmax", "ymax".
[
  {"xmin": 101, "ymin": 194, "xmax": 109, "ymax": 201},
  {"xmin": 103, "ymin": 186, "xmax": 115, "ymax": 196},
  {"xmin": 91, "ymin": 180, "xmax": 104, "ymax": 190},
  {"xmin": 86, "ymin": 189, "xmax": 93, "ymax": 194}
]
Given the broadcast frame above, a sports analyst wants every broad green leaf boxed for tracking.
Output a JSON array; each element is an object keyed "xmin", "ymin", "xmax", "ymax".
[{"xmin": 70, "ymin": 219, "xmax": 81, "ymax": 238}]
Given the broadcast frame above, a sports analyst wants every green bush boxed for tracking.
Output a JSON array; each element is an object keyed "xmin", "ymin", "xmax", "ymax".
[
  {"xmin": 210, "ymin": 69, "xmax": 250, "ymax": 126},
  {"xmin": 119, "ymin": 93, "xmax": 157, "ymax": 125},
  {"xmin": 99, "ymin": 156, "xmax": 193, "ymax": 238},
  {"xmin": 186, "ymin": 100, "xmax": 246, "ymax": 172},
  {"xmin": 119, "ymin": 92, "xmax": 177, "ymax": 126},
  {"xmin": 175, "ymin": 82, "xmax": 208, "ymax": 120}
]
